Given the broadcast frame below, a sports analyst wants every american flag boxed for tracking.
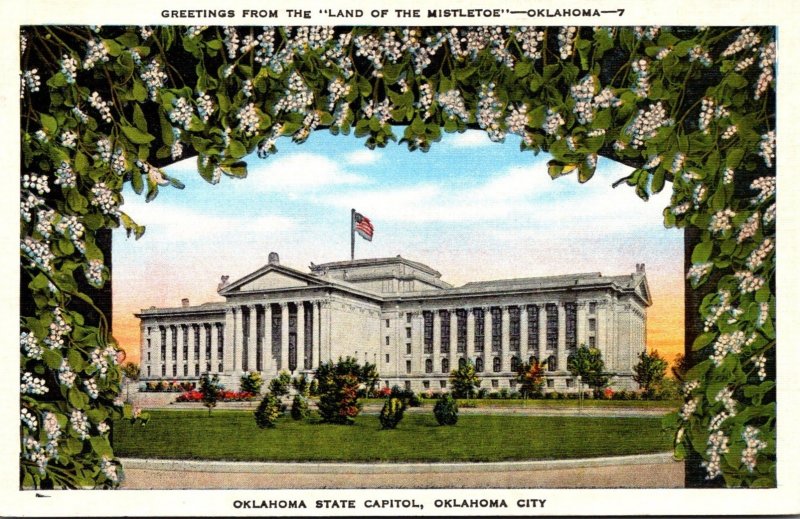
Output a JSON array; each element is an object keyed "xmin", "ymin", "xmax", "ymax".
[{"xmin": 353, "ymin": 211, "xmax": 374, "ymax": 241}]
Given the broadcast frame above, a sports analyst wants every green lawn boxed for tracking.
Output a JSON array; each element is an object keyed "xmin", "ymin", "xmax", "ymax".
[
  {"xmin": 362, "ymin": 398, "xmax": 681, "ymax": 409},
  {"xmin": 113, "ymin": 410, "xmax": 671, "ymax": 462}
]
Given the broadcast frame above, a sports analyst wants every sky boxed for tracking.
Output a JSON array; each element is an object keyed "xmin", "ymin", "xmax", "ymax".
[{"xmin": 111, "ymin": 128, "xmax": 684, "ymax": 368}]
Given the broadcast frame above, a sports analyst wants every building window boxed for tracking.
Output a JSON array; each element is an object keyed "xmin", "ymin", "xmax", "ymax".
[
  {"xmin": 566, "ymin": 379, "xmax": 575, "ymax": 388},
  {"xmin": 406, "ymin": 313, "xmax": 413, "ymax": 323},
  {"xmin": 441, "ymin": 358, "xmax": 449, "ymax": 373},
  {"xmin": 206, "ymin": 362, "xmax": 211, "ymax": 373},
  {"xmin": 510, "ymin": 380, "xmax": 517, "ymax": 388},
  {"xmin": 161, "ymin": 365, "xmax": 165, "ymax": 376},
  {"xmin": 509, "ymin": 306, "xmax": 520, "ymax": 351},
  {"xmin": 160, "ymin": 327, "xmax": 166, "ymax": 361},
  {"xmin": 406, "ymin": 342, "xmax": 412, "ymax": 355},
  {"xmin": 529, "ymin": 355, "xmax": 539, "ymax": 366},
  {"xmin": 492, "ymin": 357, "xmax": 501, "ymax": 372},
  {"xmin": 171, "ymin": 326, "xmax": 178, "ymax": 361},
  {"xmin": 546, "ymin": 304, "xmax": 558, "ymax": 350},
  {"xmin": 456, "ymin": 309, "xmax": 467, "ymax": 352},
  {"xmin": 440, "ymin": 310, "xmax": 450, "ymax": 353},
  {"xmin": 147, "ymin": 352, "xmax": 151, "ymax": 361},
  {"xmin": 458, "ymin": 357, "xmax": 466, "ymax": 369},
  {"xmin": 146, "ymin": 338, "xmax": 151, "ymax": 352},
  {"xmin": 589, "ymin": 302, "xmax": 597, "ymax": 314},
  {"xmin": 510, "ymin": 356, "xmax": 520, "ymax": 372},
  {"xmin": 218, "ymin": 362, "xmax": 223, "ymax": 372},
  {"xmin": 527, "ymin": 305, "xmax": 539, "ymax": 350},
  {"xmin": 405, "ymin": 380, "xmax": 411, "ymax": 390},
  {"xmin": 491, "ymin": 307, "xmax": 502, "ymax": 351},
  {"xmin": 491, "ymin": 379, "xmax": 499, "ymax": 388},
  {"xmin": 183, "ymin": 326, "xmax": 189, "ymax": 360},
  {"xmin": 425, "ymin": 359, "xmax": 433, "ymax": 373},
  {"xmin": 546, "ymin": 379, "xmax": 554, "ymax": 388},
  {"xmin": 193, "ymin": 325, "xmax": 200, "ymax": 358},
  {"xmin": 406, "ymin": 328, "xmax": 412, "ymax": 339},
  {"xmin": 423, "ymin": 380, "xmax": 430, "ymax": 389},
  {"xmin": 385, "ymin": 319, "xmax": 390, "ymax": 328},
  {"xmin": 194, "ymin": 365, "xmax": 199, "ymax": 376},
  {"xmin": 589, "ymin": 336, "xmax": 596, "ymax": 348},
  {"xmin": 406, "ymin": 360, "xmax": 411, "ymax": 374},
  {"xmin": 476, "ymin": 357, "xmax": 484, "ymax": 372},
  {"xmin": 423, "ymin": 311, "xmax": 433, "ymax": 353},
  {"xmin": 440, "ymin": 380, "xmax": 447, "ymax": 389},
  {"xmin": 147, "ymin": 326, "xmax": 151, "ymax": 336},
  {"xmin": 385, "ymin": 336, "xmax": 390, "ymax": 346},
  {"xmin": 147, "ymin": 366, "xmax": 151, "ymax": 377},
  {"xmin": 547, "ymin": 355, "xmax": 556, "ymax": 372},
  {"xmin": 385, "ymin": 354, "xmax": 390, "ymax": 363},
  {"xmin": 565, "ymin": 302, "xmax": 577, "ymax": 351},
  {"xmin": 183, "ymin": 365, "xmax": 188, "ymax": 376},
  {"xmin": 474, "ymin": 308, "xmax": 485, "ymax": 352},
  {"xmin": 216, "ymin": 325, "xmax": 223, "ymax": 360},
  {"xmin": 172, "ymin": 365, "xmax": 177, "ymax": 377}
]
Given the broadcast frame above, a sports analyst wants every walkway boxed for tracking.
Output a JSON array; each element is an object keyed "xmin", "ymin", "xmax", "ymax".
[{"xmin": 120, "ymin": 453, "xmax": 683, "ymax": 489}]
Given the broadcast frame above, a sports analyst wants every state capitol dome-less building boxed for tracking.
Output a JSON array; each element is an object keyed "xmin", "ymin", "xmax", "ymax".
[{"xmin": 136, "ymin": 253, "xmax": 651, "ymax": 392}]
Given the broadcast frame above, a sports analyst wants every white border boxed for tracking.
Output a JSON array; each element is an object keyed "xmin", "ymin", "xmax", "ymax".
[{"xmin": 2, "ymin": 0, "xmax": 799, "ymax": 515}]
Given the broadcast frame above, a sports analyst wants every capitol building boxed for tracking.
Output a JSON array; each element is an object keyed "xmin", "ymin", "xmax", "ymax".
[{"xmin": 136, "ymin": 253, "xmax": 651, "ymax": 392}]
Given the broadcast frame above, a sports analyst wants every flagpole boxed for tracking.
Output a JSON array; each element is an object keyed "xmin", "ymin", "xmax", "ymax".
[{"xmin": 350, "ymin": 208, "xmax": 355, "ymax": 261}]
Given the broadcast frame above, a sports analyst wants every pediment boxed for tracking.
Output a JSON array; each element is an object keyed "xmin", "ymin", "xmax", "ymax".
[
  {"xmin": 219, "ymin": 264, "xmax": 326, "ymax": 295},
  {"xmin": 635, "ymin": 276, "xmax": 652, "ymax": 306}
]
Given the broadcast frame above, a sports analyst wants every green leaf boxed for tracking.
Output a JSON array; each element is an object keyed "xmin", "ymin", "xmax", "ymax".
[
  {"xmin": 41, "ymin": 114, "xmax": 57, "ymax": 133},
  {"xmin": 42, "ymin": 348, "xmax": 63, "ymax": 370},
  {"xmin": 691, "ymin": 240, "xmax": 713, "ymax": 263},
  {"xmin": 68, "ymin": 388, "xmax": 87, "ymax": 410},
  {"xmin": 133, "ymin": 104, "xmax": 148, "ymax": 132},
  {"xmin": 726, "ymin": 148, "xmax": 745, "ymax": 169},
  {"xmin": 89, "ymin": 436, "xmax": 113, "ymax": 457},
  {"xmin": 692, "ymin": 332, "xmax": 716, "ymax": 351},
  {"xmin": 121, "ymin": 124, "xmax": 155, "ymax": 144},
  {"xmin": 74, "ymin": 152, "xmax": 89, "ymax": 174},
  {"xmin": 514, "ymin": 61, "xmax": 531, "ymax": 78},
  {"xmin": 651, "ymin": 168, "xmax": 666, "ymax": 194},
  {"xmin": 228, "ymin": 140, "xmax": 247, "ymax": 159}
]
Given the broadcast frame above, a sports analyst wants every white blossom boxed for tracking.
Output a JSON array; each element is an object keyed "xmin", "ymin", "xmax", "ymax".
[
  {"xmin": 22, "ymin": 173, "xmax": 50, "ymax": 195},
  {"xmin": 236, "ymin": 103, "xmax": 261, "ymax": 136},
  {"xmin": 751, "ymin": 354, "xmax": 767, "ymax": 380},
  {"xmin": 758, "ymin": 131, "xmax": 775, "ymax": 168},
  {"xmin": 702, "ymin": 430, "xmax": 729, "ymax": 479},
  {"xmin": 21, "ymin": 372, "xmax": 48, "ymax": 395},
  {"xmin": 60, "ymin": 55, "xmax": 78, "ymax": 83},
  {"xmin": 140, "ymin": 59, "xmax": 168, "ymax": 101},
  {"xmin": 631, "ymin": 58, "xmax": 650, "ymax": 98},
  {"xmin": 89, "ymin": 92, "xmax": 112, "ymax": 123},
  {"xmin": 71, "ymin": 106, "xmax": 89, "ymax": 124},
  {"xmin": 715, "ymin": 386, "xmax": 738, "ymax": 415},
  {"xmin": 139, "ymin": 26, "xmax": 154, "ymax": 40},
  {"xmin": 83, "ymin": 39, "xmax": 109, "ymax": 70},
  {"xmin": 687, "ymin": 262, "xmax": 713, "ymax": 284},
  {"xmin": 184, "ymin": 26, "xmax": 208, "ymax": 39},
  {"xmin": 755, "ymin": 42, "xmax": 776, "ymax": 100},
  {"xmin": 741, "ymin": 426, "xmax": 767, "ymax": 472},
  {"xmin": 21, "ymin": 331, "xmax": 42, "ymax": 360},
  {"xmin": 689, "ymin": 45, "xmax": 712, "ymax": 67},
  {"xmin": 625, "ymin": 102, "xmax": 673, "ymax": 148},
  {"xmin": 542, "ymin": 108, "xmax": 565, "ymax": 136},
  {"xmin": 682, "ymin": 380, "xmax": 700, "ymax": 396},
  {"xmin": 746, "ymin": 238, "xmax": 774, "ymax": 271},
  {"xmin": 224, "ymin": 26, "xmax": 239, "ymax": 58},
  {"xmin": 680, "ymin": 397, "xmax": 699, "ymax": 420},
  {"xmin": 168, "ymin": 97, "xmax": 193, "ymax": 130},
  {"xmin": 20, "ymin": 237, "xmax": 55, "ymax": 273},
  {"xmin": 750, "ymin": 176, "xmax": 775, "ymax": 204},
  {"xmin": 362, "ymin": 99, "xmax": 392, "ymax": 125},
  {"xmin": 476, "ymin": 82, "xmax": 504, "ymax": 141},
  {"xmin": 711, "ymin": 330, "xmax": 746, "ymax": 366},
  {"xmin": 21, "ymin": 69, "xmax": 41, "ymax": 98},
  {"xmin": 21, "ymin": 408, "xmax": 38, "ymax": 431},
  {"xmin": 438, "ymin": 89, "xmax": 469, "ymax": 123},
  {"xmin": 83, "ymin": 378, "xmax": 99, "ymax": 399},
  {"xmin": 557, "ymin": 27, "xmax": 577, "ymax": 59},
  {"xmin": 100, "ymin": 456, "xmax": 120, "ymax": 483},
  {"xmin": 35, "ymin": 208, "xmax": 55, "ymax": 239},
  {"xmin": 512, "ymin": 27, "xmax": 544, "ymax": 60},
  {"xmin": 273, "ymin": 71, "xmax": 314, "ymax": 114},
  {"xmin": 90, "ymin": 183, "xmax": 120, "ymax": 217},
  {"xmin": 734, "ymin": 270, "xmax": 765, "ymax": 294},
  {"xmin": 70, "ymin": 409, "xmax": 90, "ymax": 440},
  {"xmin": 763, "ymin": 203, "xmax": 775, "ymax": 225},
  {"xmin": 722, "ymin": 28, "xmax": 761, "ymax": 57},
  {"xmin": 709, "ymin": 208, "xmax": 736, "ymax": 234}
]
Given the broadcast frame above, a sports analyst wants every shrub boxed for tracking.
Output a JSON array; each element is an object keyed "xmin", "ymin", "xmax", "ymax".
[
  {"xmin": 448, "ymin": 359, "xmax": 481, "ymax": 398},
  {"xmin": 199, "ymin": 373, "xmax": 222, "ymax": 416},
  {"xmin": 408, "ymin": 394, "xmax": 423, "ymax": 407},
  {"xmin": 508, "ymin": 391, "xmax": 521, "ymax": 399},
  {"xmin": 254, "ymin": 392, "xmax": 283, "ymax": 428},
  {"xmin": 433, "ymin": 393, "xmax": 459, "ymax": 426},
  {"xmin": 315, "ymin": 357, "xmax": 367, "ymax": 425},
  {"xmin": 498, "ymin": 388, "xmax": 509, "ymax": 399},
  {"xmin": 308, "ymin": 378, "xmax": 319, "ymax": 397},
  {"xmin": 240, "ymin": 372, "xmax": 264, "ymax": 395},
  {"xmin": 377, "ymin": 386, "xmax": 392, "ymax": 398},
  {"xmin": 477, "ymin": 388, "xmax": 489, "ymax": 399},
  {"xmin": 290, "ymin": 394, "xmax": 310, "ymax": 420},
  {"xmin": 269, "ymin": 371, "xmax": 292, "ymax": 397},
  {"xmin": 379, "ymin": 397, "xmax": 406, "ymax": 429},
  {"xmin": 292, "ymin": 374, "xmax": 310, "ymax": 396}
]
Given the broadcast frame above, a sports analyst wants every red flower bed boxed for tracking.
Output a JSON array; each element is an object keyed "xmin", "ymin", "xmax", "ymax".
[{"xmin": 175, "ymin": 390, "xmax": 255, "ymax": 402}]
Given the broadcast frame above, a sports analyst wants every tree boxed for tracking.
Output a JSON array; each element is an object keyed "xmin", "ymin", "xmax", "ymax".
[
  {"xmin": 567, "ymin": 345, "xmax": 608, "ymax": 390},
  {"xmin": 433, "ymin": 393, "xmax": 459, "ymax": 426},
  {"xmin": 121, "ymin": 361, "xmax": 140, "ymax": 402},
  {"xmin": 254, "ymin": 392, "xmax": 283, "ymax": 428},
  {"xmin": 379, "ymin": 397, "xmax": 406, "ymax": 429},
  {"xmin": 268, "ymin": 371, "xmax": 292, "ymax": 397},
  {"xmin": 291, "ymin": 373, "xmax": 310, "ymax": 396},
  {"xmin": 516, "ymin": 360, "xmax": 545, "ymax": 398},
  {"xmin": 671, "ymin": 353, "xmax": 692, "ymax": 381},
  {"xmin": 361, "ymin": 361, "xmax": 380, "ymax": 397},
  {"xmin": 314, "ymin": 357, "xmax": 371, "ymax": 424},
  {"xmin": 448, "ymin": 359, "xmax": 481, "ymax": 398},
  {"xmin": 240, "ymin": 371, "xmax": 263, "ymax": 395},
  {"xmin": 633, "ymin": 350, "xmax": 669, "ymax": 395},
  {"xmin": 199, "ymin": 373, "xmax": 222, "ymax": 416}
]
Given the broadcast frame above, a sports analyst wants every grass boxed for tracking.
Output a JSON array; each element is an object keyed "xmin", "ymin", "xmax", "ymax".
[
  {"xmin": 362, "ymin": 398, "xmax": 680, "ymax": 409},
  {"xmin": 113, "ymin": 410, "xmax": 671, "ymax": 462}
]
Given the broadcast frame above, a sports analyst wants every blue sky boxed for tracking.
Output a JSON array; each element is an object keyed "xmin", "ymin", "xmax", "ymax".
[{"xmin": 112, "ymin": 128, "xmax": 684, "ymax": 359}]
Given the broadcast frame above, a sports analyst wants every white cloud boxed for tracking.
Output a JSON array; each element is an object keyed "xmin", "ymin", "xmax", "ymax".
[
  {"xmin": 447, "ymin": 131, "xmax": 494, "ymax": 148},
  {"xmin": 245, "ymin": 152, "xmax": 368, "ymax": 192},
  {"xmin": 344, "ymin": 149, "xmax": 381, "ymax": 165},
  {"xmin": 120, "ymin": 199, "xmax": 294, "ymax": 242}
]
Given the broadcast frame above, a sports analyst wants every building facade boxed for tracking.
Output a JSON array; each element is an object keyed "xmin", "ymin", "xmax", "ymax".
[{"xmin": 136, "ymin": 252, "xmax": 651, "ymax": 392}]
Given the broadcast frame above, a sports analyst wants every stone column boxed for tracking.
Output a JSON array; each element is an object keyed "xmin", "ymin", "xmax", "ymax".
[
  {"xmin": 320, "ymin": 300, "xmax": 331, "ymax": 364},
  {"xmin": 163, "ymin": 326, "xmax": 172, "ymax": 378},
  {"xmin": 223, "ymin": 308, "xmax": 235, "ymax": 373},
  {"xmin": 414, "ymin": 311, "xmax": 424, "ymax": 373},
  {"xmin": 557, "ymin": 303, "xmax": 567, "ymax": 371},
  {"xmin": 280, "ymin": 302, "xmax": 289, "ymax": 372},
  {"xmin": 521, "ymin": 306, "xmax": 529, "ymax": 359},
  {"xmin": 450, "ymin": 309, "xmax": 458, "ymax": 366},
  {"xmin": 484, "ymin": 306, "xmax": 493, "ymax": 357},
  {"xmin": 263, "ymin": 304, "xmax": 273, "ymax": 374},
  {"xmin": 297, "ymin": 302, "xmax": 306, "ymax": 370},
  {"xmin": 183, "ymin": 324, "xmax": 192, "ymax": 378},
  {"xmin": 466, "ymin": 309, "xmax": 475, "ymax": 363},
  {"xmin": 432, "ymin": 310, "xmax": 441, "ymax": 375},
  {"xmin": 247, "ymin": 305, "xmax": 258, "ymax": 373},
  {"xmin": 311, "ymin": 301, "xmax": 319, "ymax": 369},
  {"xmin": 501, "ymin": 306, "xmax": 510, "ymax": 372},
  {"xmin": 577, "ymin": 302, "xmax": 587, "ymax": 348},
  {"xmin": 539, "ymin": 306, "xmax": 547, "ymax": 360}
]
